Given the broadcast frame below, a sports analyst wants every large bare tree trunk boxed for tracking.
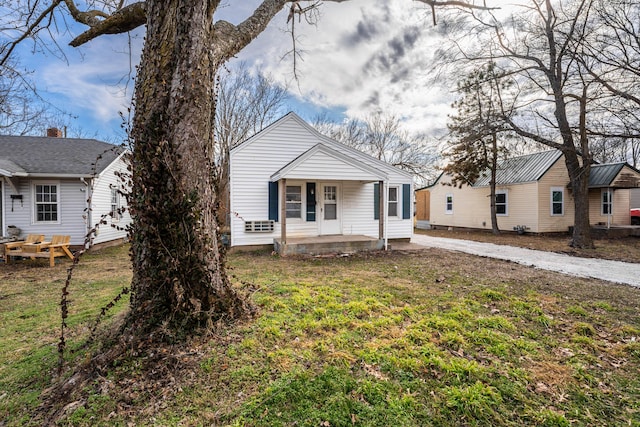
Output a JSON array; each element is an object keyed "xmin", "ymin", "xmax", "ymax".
[{"xmin": 128, "ymin": 0, "xmax": 247, "ymax": 333}]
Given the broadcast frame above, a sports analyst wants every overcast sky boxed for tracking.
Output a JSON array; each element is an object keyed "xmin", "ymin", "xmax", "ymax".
[{"xmin": 20, "ymin": 0, "xmax": 467, "ymax": 142}]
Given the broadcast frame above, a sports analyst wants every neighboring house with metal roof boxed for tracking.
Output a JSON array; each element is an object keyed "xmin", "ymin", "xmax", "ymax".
[
  {"xmin": 428, "ymin": 150, "xmax": 640, "ymax": 233},
  {"xmin": 229, "ymin": 112, "xmax": 413, "ymax": 255},
  {"xmin": 0, "ymin": 130, "xmax": 131, "ymax": 247}
]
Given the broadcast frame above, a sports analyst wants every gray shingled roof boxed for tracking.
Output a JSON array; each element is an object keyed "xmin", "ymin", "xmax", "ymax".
[
  {"xmin": 473, "ymin": 150, "xmax": 562, "ymax": 187},
  {"xmin": 0, "ymin": 135, "xmax": 124, "ymax": 176},
  {"xmin": 588, "ymin": 163, "xmax": 626, "ymax": 187}
]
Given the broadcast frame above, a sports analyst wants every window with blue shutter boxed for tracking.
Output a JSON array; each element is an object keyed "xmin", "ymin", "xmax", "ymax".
[
  {"xmin": 268, "ymin": 181, "xmax": 278, "ymax": 221},
  {"xmin": 306, "ymin": 182, "xmax": 316, "ymax": 222},
  {"xmin": 402, "ymin": 183, "xmax": 411, "ymax": 219},
  {"xmin": 374, "ymin": 183, "xmax": 380, "ymax": 220}
]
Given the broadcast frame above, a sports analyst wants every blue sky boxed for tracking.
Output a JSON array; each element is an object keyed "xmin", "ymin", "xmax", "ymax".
[{"xmin": 16, "ymin": 0, "xmax": 458, "ymax": 143}]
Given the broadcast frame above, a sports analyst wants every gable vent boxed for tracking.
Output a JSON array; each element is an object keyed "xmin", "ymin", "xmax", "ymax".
[{"xmin": 245, "ymin": 220, "xmax": 275, "ymax": 233}]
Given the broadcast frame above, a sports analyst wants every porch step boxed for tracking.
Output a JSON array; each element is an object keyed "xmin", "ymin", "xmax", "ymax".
[{"xmin": 274, "ymin": 235, "xmax": 384, "ymax": 256}]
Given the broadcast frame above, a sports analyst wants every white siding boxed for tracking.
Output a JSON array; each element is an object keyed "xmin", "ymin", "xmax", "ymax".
[
  {"xmin": 230, "ymin": 114, "xmax": 413, "ymax": 247},
  {"xmin": 1, "ymin": 156, "xmax": 130, "ymax": 246},
  {"xmin": 90, "ymin": 155, "xmax": 132, "ymax": 245},
  {"xmin": 280, "ymin": 150, "xmax": 383, "ymax": 181},
  {"xmin": 3, "ymin": 178, "xmax": 87, "ymax": 245}
]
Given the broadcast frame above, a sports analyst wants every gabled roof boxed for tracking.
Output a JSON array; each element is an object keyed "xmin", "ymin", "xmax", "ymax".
[
  {"xmin": 232, "ymin": 111, "xmax": 413, "ymax": 180},
  {"xmin": 473, "ymin": 150, "xmax": 563, "ymax": 187},
  {"xmin": 270, "ymin": 143, "xmax": 388, "ymax": 182},
  {"xmin": 588, "ymin": 163, "xmax": 626, "ymax": 188},
  {"xmin": 0, "ymin": 135, "xmax": 125, "ymax": 177}
]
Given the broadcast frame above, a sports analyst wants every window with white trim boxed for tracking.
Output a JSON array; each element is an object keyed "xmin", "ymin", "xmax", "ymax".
[
  {"xmin": 286, "ymin": 185, "xmax": 302, "ymax": 219},
  {"xmin": 388, "ymin": 186, "xmax": 399, "ymax": 217},
  {"xmin": 550, "ymin": 187, "xmax": 564, "ymax": 216},
  {"xmin": 601, "ymin": 189, "xmax": 612, "ymax": 216},
  {"xmin": 34, "ymin": 183, "xmax": 59, "ymax": 223},
  {"xmin": 111, "ymin": 187, "xmax": 122, "ymax": 221},
  {"xmin": 445, "ymin": 193, "xmax": 453, "ymax": 214},
  {"xmin": 495, "ymin": 190, "xmax": 508, "ymax": 216}
]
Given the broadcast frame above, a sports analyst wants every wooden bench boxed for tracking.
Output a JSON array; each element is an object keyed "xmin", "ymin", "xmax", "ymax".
[
  {"xmin": 4, "ymin": 234, "xmax": 45, "ymax": 262},
  {"xmin": 6, "ymin": 235, "xmax": 74, "ymax": 267}
]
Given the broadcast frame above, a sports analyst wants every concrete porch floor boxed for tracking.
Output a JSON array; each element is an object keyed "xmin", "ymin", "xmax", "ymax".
[{"xmin": 274, "ymin": 235, "xmax": 385, "ymax": 256}]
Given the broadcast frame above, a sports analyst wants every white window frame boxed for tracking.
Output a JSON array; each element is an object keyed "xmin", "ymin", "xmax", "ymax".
[
  {"xmin": 445, "ymin": 193, "xmax": 453, "ymax": 214},
  {"xmin": 601, "ymin": 189, "xmax": 612, "ymax": 216},
  {"xmin": 495, "ymin": 190, "xmax": 508, "ymax": 216},
  {"xmin": 388, "ymin": 186, "xmax": 399, "ymax": 218},
  {"xmin": 110, "ymin": 187, "xmax": 122, "ymax": 222},
  {"xmin": 32, "ymin": 181, "xmax": 60, "ymax": 224},
  {"xmin": 285, "ymin": 185, "xmax": 303, "ymax": 220},
  {"xmin": 550, "ymin": 187, "xmax": 564, "ymax": 216}
]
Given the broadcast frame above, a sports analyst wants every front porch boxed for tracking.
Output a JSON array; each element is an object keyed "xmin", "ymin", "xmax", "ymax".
[{"xmin": 274, "ymin": 235, "xmax": 385, "ymax": 256}]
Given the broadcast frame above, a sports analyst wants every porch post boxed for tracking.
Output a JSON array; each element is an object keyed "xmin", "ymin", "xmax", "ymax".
[
  {"xmin": 378, "ymin": 180, "xmax": 384, "ymax": 241},
  {"xmin": 280, "ymin": 178, "xmax": 287, "ymax": 244}
]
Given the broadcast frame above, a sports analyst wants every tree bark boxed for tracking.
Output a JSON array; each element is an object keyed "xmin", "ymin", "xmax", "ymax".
[{"xmin": 128, "ymin": 0, "xmax": 247, "ymax": 334}]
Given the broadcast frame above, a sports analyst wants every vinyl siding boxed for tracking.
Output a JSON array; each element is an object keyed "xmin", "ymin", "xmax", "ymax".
[
  {"xmin": 589, "ymin": 189, "xmax": 631, "ymax": 225},
  {"xmin": 429, "ymin": 176, "xmax": 489, "ymax": 230},
  {"xmin": 536, "ymin": 160, "xmax": 575, "ymax": 233},
  {"xmin": 230, "ymin": 114, "xmax": 412, "ymax": 247},
  {"xmin": 495, "ymin": 183, "xmax": 539, "ymax": 232},
  {"xmin": 3, "ymin": 178, "xmax": 87, "ymax": 244},
  {"xmin": 1, "ymin": 156, "xmax": 130, "ymax": 246},
  {"xmin": 429, "ymin": 175, "xmax": 541, "ymax": 232},
  {"xmin": 276, "ymin": 150, "xmax": 382, "ymax": 181},
  {"xmin": 90, "ymin": 155, "xmax": 132, "ymax": 245}
]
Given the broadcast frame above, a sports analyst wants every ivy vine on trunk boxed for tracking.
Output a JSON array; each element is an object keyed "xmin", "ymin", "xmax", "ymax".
[{"xmin": 127, "ymin": 1, "xmax": 248, "ymax": 333}]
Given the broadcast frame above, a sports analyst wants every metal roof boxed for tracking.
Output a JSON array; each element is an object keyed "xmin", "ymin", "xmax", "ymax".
[
  {"xmin": 473, "ymin": 150, "xmax": 562, "ymax": 187},
  {"xmin": 0, "ymin": 135, "xmax": 125, "ymax": 177},
  {"xmin": 588, "ymin": 163, "xmax": 626, "ymax": 188}
]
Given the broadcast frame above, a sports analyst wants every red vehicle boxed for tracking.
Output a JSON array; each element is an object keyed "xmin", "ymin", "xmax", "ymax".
[{"xmin": 631, "ymin": 208, "xmax": 640, "ymax": 225}]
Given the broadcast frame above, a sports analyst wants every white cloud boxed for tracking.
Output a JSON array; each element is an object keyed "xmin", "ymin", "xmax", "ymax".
[
  {"xmin": 232, "ymin": 0, "xmax": 455, "ymax": 137},
  {"xmin": 26, "ymin": 1, "xmax": 463, "ymax": 138},
  {"xmin": 36, "ymin": 33, "xmax": 141, "ymax": 130}
]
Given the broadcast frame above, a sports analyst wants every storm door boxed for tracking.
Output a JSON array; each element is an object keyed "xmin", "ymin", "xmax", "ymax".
[{"xmin": 319, "ymin": 183, "xmax": 341, "ymax": 235}]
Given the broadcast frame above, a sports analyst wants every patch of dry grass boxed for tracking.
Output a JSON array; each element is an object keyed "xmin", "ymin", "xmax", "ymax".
[{"xmin": 2, "ymin": 245, "xmax": 640, "ymax": 426}]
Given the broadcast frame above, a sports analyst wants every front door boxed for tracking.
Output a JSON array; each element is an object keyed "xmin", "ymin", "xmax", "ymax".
[{"xmin": 320, "ymin": 183, "xmax": 341, "ymax": 235}]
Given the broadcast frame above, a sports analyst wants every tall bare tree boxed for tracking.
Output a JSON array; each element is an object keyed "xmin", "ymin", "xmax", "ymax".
[
  {"xmin": 0, "ymin": 58, "xmax": 50, "ymax": 135},
  {"xmin": 578, "ymin": 0, "xmax": 640, "ymax": 160},
  {"xmin": 445, "ymin": 62, "xmax": 513, "ymax": 234},
  {"xmin": 214, "ymin": 63, "xmax": 288, "ymax": 229},
  {"xmin": 314, "ymin": 112, "xmax": 439, "ymax": 185},
  {"xmin": 0, "ymin": 0, "xmax": 492, "ymax": 337},
  {"xmin": 447, "ymin": 0, "xmax": 602, "ymax": 248}
]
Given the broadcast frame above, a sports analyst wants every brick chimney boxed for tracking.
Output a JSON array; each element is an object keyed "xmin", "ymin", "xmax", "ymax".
[{"xmin": 46, "ymin": 127, "xmax": 63, "ymax": 138}]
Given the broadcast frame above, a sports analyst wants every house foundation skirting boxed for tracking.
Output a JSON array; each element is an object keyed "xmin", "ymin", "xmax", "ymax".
[{"xmin": 274, "ymin": 235, "xmax": 384, "ymax": 256}]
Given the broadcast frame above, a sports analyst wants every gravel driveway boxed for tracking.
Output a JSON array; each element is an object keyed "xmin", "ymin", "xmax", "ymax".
[{"xmin": 410, "ymin": 234, "xmax": 640, "ymax": 288}]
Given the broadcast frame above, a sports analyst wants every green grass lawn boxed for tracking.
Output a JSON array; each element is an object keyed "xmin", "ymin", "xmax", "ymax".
[{"xmin": 1, "ymin": 245, "xmax": 639, "ymax": 426}]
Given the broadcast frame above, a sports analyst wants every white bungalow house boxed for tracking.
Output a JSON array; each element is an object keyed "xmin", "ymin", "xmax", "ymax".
[
  {"xmin": 429, "ymin": 150, "xmax": 640, "ymax": 233},
  {"xmin": 0, "ymin": 130, "xmax": 131, "ymax": 248},
  {"xmin": 229, "ymin": 112, "xmax": 414, "ymax": 255}
]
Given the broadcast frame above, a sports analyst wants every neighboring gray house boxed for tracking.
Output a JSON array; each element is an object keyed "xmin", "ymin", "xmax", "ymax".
[
  {"xmin": 0, "ymin": 131, "xmax": 131, "ymax": 247},
  {"xmin": 229, "ymin": 112, "xmax": 414, "ymax": 255}
]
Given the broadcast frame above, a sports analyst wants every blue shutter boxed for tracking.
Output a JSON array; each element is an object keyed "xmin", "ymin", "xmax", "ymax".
[
  {"xmin": 306, "ymin": 182, "xmax": 316, "ymax": 222},
  {"xmin": 374, "ymin": 183, "xmax": 380, "ymax": 220},
  {"xmin": 268, "ymin": 181, "xmax": 278, "ymax": 222},
  {"xmin": 402, "ymin": 183, "xmax": 411, "ymax": 219}
]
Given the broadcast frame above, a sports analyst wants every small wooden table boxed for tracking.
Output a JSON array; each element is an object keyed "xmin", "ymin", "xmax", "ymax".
[{"xmin": 21, "ymin": 242, "xmax": 51, "ymax": 254}]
